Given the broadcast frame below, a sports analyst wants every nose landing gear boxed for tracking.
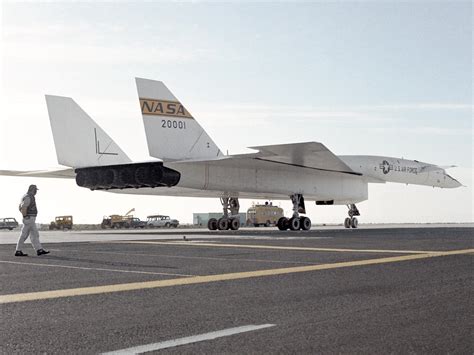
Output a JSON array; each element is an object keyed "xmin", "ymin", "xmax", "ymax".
[
  {"xmin": 344, "ymin": 204, "xmax": 360, "ymax": 228},
  {"xmin": 277, "ymin": 194, "xmax": 312, "ymax": 231}
]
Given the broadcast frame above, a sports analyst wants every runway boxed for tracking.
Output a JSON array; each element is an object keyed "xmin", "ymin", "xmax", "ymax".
[{"xmin": 0, "ymin": 226, "xmax": 472, "ymax": 353}]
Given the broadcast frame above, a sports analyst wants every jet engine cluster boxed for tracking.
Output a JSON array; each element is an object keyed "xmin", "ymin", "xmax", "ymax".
[{"xmin": 75, "ymin": 162, "xmax": 181, "ymax": 190}]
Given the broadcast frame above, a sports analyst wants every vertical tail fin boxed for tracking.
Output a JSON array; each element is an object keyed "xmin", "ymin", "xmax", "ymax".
[
  {"xmin": 136, "ymin": 77, "xmax": 223, "ymax": 161},
  {"xmin": 45, "ymin": 95, "xmax": 131, "ymax": 168}
]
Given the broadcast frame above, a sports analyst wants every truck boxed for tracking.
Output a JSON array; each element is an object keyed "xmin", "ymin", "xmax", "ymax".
[
  {"xmin": 246, "ymin": 202, "xmax": 284, "ymax": 227},
  {"xmin": 101, "ymin": 208, "xmax": 134, "ymax": 229},
  {"xmin": 146, "ymin": 215, "xmax": 179, "ymax": 228},
  {"xmin": 101, "ymin": 208, "xmax": 146, "ymax": 229},
  {"xmin": 101, "ymin": 215, "xmax": 132, "ymax": 229},
  {"xmin": 49, "ymin": 216, "xmax": 73, "ymax": 230},
  {"xmin": 0, "ymin": 217, "xmax": 19, "ymax": 230},
  {"xmin": 100, "ymin": 208, "xmax": 147, "ymax": 229}
]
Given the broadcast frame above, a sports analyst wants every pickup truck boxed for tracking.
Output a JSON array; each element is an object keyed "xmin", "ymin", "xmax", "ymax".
[{"xmin": 0, "ymin": 217, "xmax": 19, "ymax": 230}]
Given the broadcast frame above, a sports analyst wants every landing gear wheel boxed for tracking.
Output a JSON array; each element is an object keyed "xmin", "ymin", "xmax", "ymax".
[
  {"xmin": 300, "ymin": 216, "xmax": 311, "ymax": 231},
  {"xmin": 344, "ymin": 217, "xmax": 351, "ymax": 229},
  {"xmin": 289, "ymin": 217, "xmax": 301, "ymax": 231},
  {"xmin": 229, "ymin": 218, "xmax": 240, "ymax": 230},
  {"xmin": 277, "ymin": 217, "xmax": 289, "ymax": 231},
  {"xmin": 351, "ymin": 217, "xmax": 358, "ymax": 229},
  {"xmin": 217, "ymin": 217, "xmax": 229, "ymax": 230},
  {"xmin": 208, "ymin": 218, "xmax": 218, "ymax": 231}
]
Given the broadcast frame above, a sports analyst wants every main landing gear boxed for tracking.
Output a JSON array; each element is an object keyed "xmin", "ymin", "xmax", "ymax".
[
  {"xmin": 207, "ymin": 197, "xmax": 241, "ymax": 231},
  {"xmin": 344, "ymin": 204, "xmax": 360, "ymax": 228},
  {"xmin": 277, "ymin": 194, "xmax": 312, "ymax": 231}
]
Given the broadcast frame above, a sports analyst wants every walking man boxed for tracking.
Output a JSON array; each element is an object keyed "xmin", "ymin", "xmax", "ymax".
[{"xmin": 15, "ymin": 184, "xmax": 50, "ymax": 256}]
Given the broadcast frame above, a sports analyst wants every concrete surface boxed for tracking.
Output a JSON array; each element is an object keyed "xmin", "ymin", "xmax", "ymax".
[{"xmin": 0, "ymin": 227, "xmax": 472, "ymax": 354}]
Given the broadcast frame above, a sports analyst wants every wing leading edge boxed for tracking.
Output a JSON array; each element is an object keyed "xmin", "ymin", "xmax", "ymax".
[
  {"xmin": 175, "ymin": 142, "xmax": 361, "ymax": 176},
  {"xmin": 248, "ymin": 142, "xmax": 361, "ymax": 175}
]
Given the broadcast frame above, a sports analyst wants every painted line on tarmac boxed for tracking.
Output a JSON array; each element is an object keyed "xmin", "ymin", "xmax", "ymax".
[
  {"xmin": 110, "ymin": 240, "xmax": 443, "ymax": 255},
  {"xmin": 56, "ymin": 249, "xmax": 319, "ymax": 265},
  {"xmin": 0, "ymin": 260, "xmax": 195, "ymax": 277},
  {"xmin": 102, "ymin": 324, "xmax": 276, "ymax": 354},
  {"xmin": 0, "ymin": 248, "xmax": 472, "ymax": 305}
]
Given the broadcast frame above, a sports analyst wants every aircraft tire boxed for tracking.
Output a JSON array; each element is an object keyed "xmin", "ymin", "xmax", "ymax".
[
  {"xmin": 277, "ymin": 217, "xmax": 288, "ymax": 231},
  {"xmin": 300, "ymin": 216, "xmax": 311, "ymax": 230},
  {"xmin": 217, "ymin": 217, "xmax": 229, "ymax": 230},
  {"xmin": 344, "ymin": 217, "xmax": 351, "ymax": 228},
  {"xmin": 229, "ymin": 218, "xmax": 240, "ymax": 230},
  {"xmin": 351, "ymin": 217, "xmax": 358, "ymax": 228},
  {"xmin": 289, "ymin": 217, "xmax": 300, "ymax": 231},
  {"xmin": 208, "ymin": 218, "xmax": 218, "ymax": 230}
]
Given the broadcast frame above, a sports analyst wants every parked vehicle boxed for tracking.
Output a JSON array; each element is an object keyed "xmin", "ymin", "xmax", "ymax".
[
  {"xmin": 0, "ymin": 217, "xmax": 19, "ymax": 230},
  {"xmin": 101, "ymin": 215, "xmax": 131, "ymax": 229},
  {"xmin": 101, "ymin": 215, "xmax": 146, "ymax": 229},
  {"xmin": 147, "ymin": 215, "xmax": 179, "ymax": 228},
  {"xmin": 130, "ymin": 217, "xmax": 147, "ymax": 229},
  {"xmin": 49, "ymin": 216, "xmax": 73, "ymax": 230},
  {"xmin": 247, "ymin": 202, "xmax": 284, "ymax": 227}
]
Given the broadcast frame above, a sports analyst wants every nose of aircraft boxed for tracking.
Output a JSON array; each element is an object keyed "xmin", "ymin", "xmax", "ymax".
[{"xmin": 445, "ymin": 173, "xmax": 462, "ymax": 188}]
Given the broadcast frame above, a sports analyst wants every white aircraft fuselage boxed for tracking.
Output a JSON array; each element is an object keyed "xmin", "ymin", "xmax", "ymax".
[{"xmin": 111, "ymin": 155, "xmax": 460, "ymax": 205}]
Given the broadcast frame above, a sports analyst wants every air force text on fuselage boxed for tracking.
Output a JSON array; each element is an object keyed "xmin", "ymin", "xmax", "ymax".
[{"xmin": 379, "ymin": 160, "xmax": 419, "ymax": 175}]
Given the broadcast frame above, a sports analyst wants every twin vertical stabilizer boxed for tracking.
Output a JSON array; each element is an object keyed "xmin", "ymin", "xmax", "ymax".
[
  {"xmin": 135, "ymin": 77, "xmax": 223, "ymax": 161},
  {"xmin": 45, "ymin": 78, "xmax": 223, "ymax": 169},
  {"xmin": 45, "ymin": 95, "xmax": 131, "ymax": 168}
]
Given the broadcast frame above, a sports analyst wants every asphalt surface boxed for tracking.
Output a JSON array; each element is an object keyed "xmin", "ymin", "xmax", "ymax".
[{"xmin": 0, "ymin": 227, "xmax": 472, "ymax": 354}]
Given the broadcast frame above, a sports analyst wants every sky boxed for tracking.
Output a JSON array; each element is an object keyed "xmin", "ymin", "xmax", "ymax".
[{"xmin": 0, "ymin": 1, "xmax": 472, "ymax": 225}]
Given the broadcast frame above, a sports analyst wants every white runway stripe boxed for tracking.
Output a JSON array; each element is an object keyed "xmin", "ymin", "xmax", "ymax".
[
  {"xmin": 56, "ymin": 249, "xmax": 317, "ymax": 265},
  {"xmin": 102, "ymin": 324, "xmax": 276, "ymax": 354},
  {"xmin": 0, "ymin": 260, "xmax": 195, "ymax": 277}
]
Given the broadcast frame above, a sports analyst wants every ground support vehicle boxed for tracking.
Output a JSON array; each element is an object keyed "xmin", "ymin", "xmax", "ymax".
[
  {"xmin": 101, "ymin": 215, "xmax": 132, "ymax": 229},
  {"xmin": 101, "ymin": 214, "xmax": 146, "ymax": 229},
  {"xmin": 0, "ymin": 217, "xmax": 19, "ymax": 230},
  {"xmin": 246, "ymin": 203, "xmax": 284, "ymax": 227},
  {"xmin": 147, "ymin": 215, "xmax": 179, "ymax": 228},
  {"xmin": 49, "ymin": 215, "xmax": 73, "ymax": 230}
]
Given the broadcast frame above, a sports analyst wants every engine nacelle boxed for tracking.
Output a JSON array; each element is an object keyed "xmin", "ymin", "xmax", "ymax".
[{"xmin": 75, "ymin": 162, "xmax": 181, "ymax": 190}]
